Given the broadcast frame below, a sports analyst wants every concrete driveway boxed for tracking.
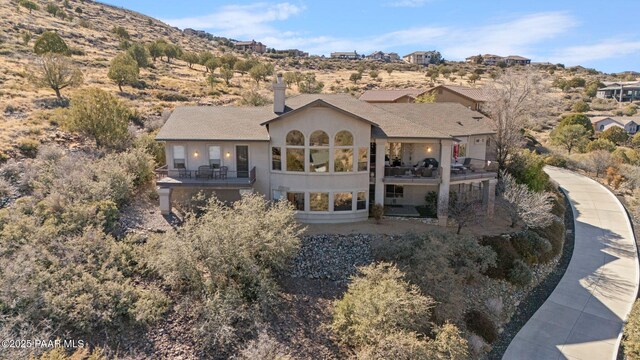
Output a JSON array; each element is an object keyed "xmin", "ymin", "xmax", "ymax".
[{"xmin": 503, "ymin": 167, "xmax": 639, "ymax": 360}]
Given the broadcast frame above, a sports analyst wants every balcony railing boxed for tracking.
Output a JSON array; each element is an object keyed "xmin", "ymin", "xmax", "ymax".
[{"xmin": 155, "ymin": 165, "xmax": 256, "ymax": 188}]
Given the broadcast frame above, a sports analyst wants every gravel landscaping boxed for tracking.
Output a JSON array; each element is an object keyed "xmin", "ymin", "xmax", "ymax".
[{"xmin": 288, "ymin": 234, "xmax": 375, "ymax": 282}]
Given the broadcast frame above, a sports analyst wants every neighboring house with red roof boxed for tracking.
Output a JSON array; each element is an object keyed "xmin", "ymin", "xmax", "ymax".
[
  {"xmin": 590, "ymin": 116, "xmax": 640, "ymax": 134},
  {"xmin": 155, "ymin": 75, "xmax": 497, "ymax": 225}
]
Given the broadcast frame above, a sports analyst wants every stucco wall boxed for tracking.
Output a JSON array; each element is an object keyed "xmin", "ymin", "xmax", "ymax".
[
  {"xmin": 267, "ymin": 105, "xmax": 372, "ymax": 221},
  {"xmin": 384, "ymin": 184, "xmax": 438, "ymax": 206},
  {"xmin": 163, "ymin": 140, "xmax": 270, "ymax": 196},
  {"xmin": 434, "ymin": 88, "xmax": 480, "ymax": 110}
]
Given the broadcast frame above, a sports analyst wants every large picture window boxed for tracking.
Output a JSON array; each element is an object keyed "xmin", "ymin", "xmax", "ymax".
[
  {"xmin": 334, "ymin": 149, "xmax": 353, "ymax": 172},
  {"xmin": 173, "ymin": 145, "xmax": 185, "ymax": 168},
  {"xmin": 287, "ymin": 192, "xmax": 305, "ymax": 211},
  {"xmin": 309, "ymin": 192, "xmax": 329, "ymax": 211},
  {"xmin": 286, "ymin": 130, "xmax": 305, "ymax": 146},
  {"xmin": 286, "ymin": 148, "xmax": 305, "ymax": 171},
  {"xmin": 334, "ymin": 192, "xmax": 353, "ymax": 211},
  {"xmin": 334, "ymin": 130, "xmax": 354, "ymax": 172},
  {"xmin": 309, "ymin": 130, "xmax": 329, "ymax": 173},
  {"xmin": 208, "ymin": 146, "xmax": 221, "ymax": 168},
  {"xmin": 272, "ymin": 147, "xmax": 281, "ymax": 171}
]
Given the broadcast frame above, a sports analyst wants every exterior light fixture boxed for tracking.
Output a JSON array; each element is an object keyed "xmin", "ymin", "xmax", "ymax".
[
  {"xmin": 194, "ymin": 151, "xmax": 199, "ymax": 157},
  {"xmin": 225, "ymin": 152, "xmax": 231, "ymax": 158},
  {"xmin": 427, "ymin": 146, "xmax": 432, "ymax": 152}
]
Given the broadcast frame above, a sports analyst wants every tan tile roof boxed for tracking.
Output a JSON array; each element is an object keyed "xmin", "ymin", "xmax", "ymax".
[
  {"xmin": 372, "ymin": 103, "xmax": 496, "ymax": 137},
  {"xmin": 359, "ymin": 89, "xmax": 426, "ymax": 102},
  {"xmin": 155, "ymin": 106, "xmax": 272, "ymax": 141},
  {"xmin": 156, "ymin": 94, "xmax": 494, "ymax": 142},
  {"xmin": 432, "ymin": 85, "xmax": 490, "ymax": 102}
]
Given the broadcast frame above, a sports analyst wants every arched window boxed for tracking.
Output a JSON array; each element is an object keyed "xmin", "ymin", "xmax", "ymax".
[
  {"xmin": 286, "ymin": 130, "xmax": 305, "ymax": 171},
  {"xmin": 310, "ymin": 130, "xmax": 329, "ymax": 146},
  {"xmin": 309, "ymin": 130, "xmax": 329, "ymax": 172},
  {"xmin": 334, "ymin": 130, "xmax": 354, "ymax": 172},
  {"xmin": 286, "ymin": 130, "xmax": 305, "ymax": 146},
  {"xmin": 334, "ymin": 130, "xmax": 353, "ymax": 146}
]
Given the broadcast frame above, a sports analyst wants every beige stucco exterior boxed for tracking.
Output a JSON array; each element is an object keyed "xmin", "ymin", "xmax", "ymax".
[{"xmin": 432, "ymin": 87, "xmax": 483, "ymax": 110}]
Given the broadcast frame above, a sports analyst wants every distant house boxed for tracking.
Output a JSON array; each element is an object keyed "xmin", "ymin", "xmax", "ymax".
[
  {"xmin": 359, "ymin": 89, "xmax": 428, "ymax": 103},
  {"xmin": 331, "ymin": 51, "xmax": 360, "ymax": 60},
  {"xmin": 596, "ymin": 82, "xmax": 640, "ymax": 102},
  {"xmin": 468, "ymin": 54, "xmax": 531, "ymax": 66},
  {"xmin": 505, "ymin": 55, "xmax": 531, "ymax": 66},
  {"xmin": 426, "ymin": 85, "xmax": 489, "ymax": 111},
  {"xmin": 403, "ymin": 51, "xmax": 440, "ymax": 65},
  {"xmin": 234, "ymin": 40, "xmax": 266, "ymax": 53},
  {"xmin": 274, "ymin": 49, "xmax": 309, "ymax": 57},
  {"xmin": 591, "ymin": 116, "xmax": 640, "ymax": 134},
  {"xmin": 366, "ymin": 51, "xmax": 401, "ymax": 62}
]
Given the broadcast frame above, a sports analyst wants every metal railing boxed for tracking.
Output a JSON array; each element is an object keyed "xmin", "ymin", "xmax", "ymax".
[{"xmin": 155, "ymin": 166, "xmax": 257, "ymax": 187}]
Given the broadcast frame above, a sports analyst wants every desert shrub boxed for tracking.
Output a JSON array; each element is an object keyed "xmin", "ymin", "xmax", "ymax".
[
  {"xmin": 464, "ymin": 310, "xmax": 497, "ymax": 343},
  {"xmin": 111, "ymin": 26, "xmax": 130, "ymax": 40},
  {"xmin": 510, "ymin": 230, "xmax": 552, "ymax": 264},
  {"xmin": 571, "ymin": 100, "xmax": 589, "ymax": 113},
  {"xmin": 374, "ymin": 232, "xmax": 495, "ymax": 323},
  {"xmin": 590, "ymin": 98, "xmax": 617, "ymax": 111},
  {"xmin": 600, "ymin": 126, "xmax": 629, "ymax": 145},
  {"xmin": 149, "ymin": 194, "xmax": 302, "ymax": 355},
  {"xmin": 587, "ymin": 138, "xmax": 616, "ymax": 152},
  {"xmin": 371, "ymin": 203, "xmax": 384, "ymax": 223},
  {"xmin": 480, "ymin": 235, "xmax": 519, "ymax": 279},
  {"xmin": 558, "ymin": 113, "xmax": 594, "ymax": 135},
  {"xmin": 156, "ymin": 92, "xmax": 188, "ymax": 102},
  {"xmin": 355, "ymin": 331, "xmax": 433, "ymax": 360},
  {"xmin": 331, "ymin": 262, "xmax": 434, "ymax": 348},
  {"xmin": 624, "ymin": 299, "xmax": 640, "ymax": 359},
  {"xmin": 605, "ymin": 166, "xmax": 623, "ymax": 189},
  {"xmin": 544, "ymin": 154, "xmax": 568, "ymax": 167},
  {"xmin": 60, "ymin": 88, "xmax": 131, "ymax": 150},
  {"xmin": 239, "ymin": 89, "xmax": 270, "ymax": 106},
  {"xmin": 126, "ymin": 43, "xmax": 150, "ymax": 68},
  {"xmin": 534, "ymin": 220, "xmax": 566, "ymax": 262},
  {"xmin": 624, "ymin": 104, "xmax": 638, "ymax": 116},
  {"xmin": 508, "ymin": 150, "xmax": 549, "ymax": 192},
  {"xmin": 33, "ymin": 31, "xmax": 68, "ymax": 55},
  {"xmin": 423, "ymin": 191, "xmax": 438, "ymax": 217},
  {"xmin": 499, "ymin": 171, "xmax": 555, "ymax": 228},
  {"xmin": 236, "ymin": 331, "xmax": 292, "ymax": 360},
  {"xmin": 508, "ymin": 259, "xmax": 533, "ymax": 286},
  {"xmin": 134, "ymin": 131, "xmax": 165, "ymax": 166},
  {"xmin": 17, "ymin": 137, "xmax": 39, "ymax": 158},
  {"xmin": 484, "ymin": 297, "xmax": 504, "ymax": 318},
  {"xmin": 467, "ymin": 334, "xmax": 488, "ymax": 357},
  {"xmin": 19, "ymin": 0, "xmax": 39, "ymax": 13}
]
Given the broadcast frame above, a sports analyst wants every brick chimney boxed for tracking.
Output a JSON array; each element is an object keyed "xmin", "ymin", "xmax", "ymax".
[{"xmin": 273, "ymin": 73, "xmax": 286, "ymax": 114}]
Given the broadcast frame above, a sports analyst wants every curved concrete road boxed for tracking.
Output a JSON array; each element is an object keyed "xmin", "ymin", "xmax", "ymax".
[{"xmin": 503, "ymin": 166, "xmax": 639, "ymax": 360}]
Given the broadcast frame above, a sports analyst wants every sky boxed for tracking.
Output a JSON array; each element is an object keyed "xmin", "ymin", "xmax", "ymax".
[{"xmin": 101, "ymin": 0, "xmax": 640, "ymax": 73}]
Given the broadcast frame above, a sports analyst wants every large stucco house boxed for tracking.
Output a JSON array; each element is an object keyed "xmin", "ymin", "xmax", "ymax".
[
  {"xmin": 360, "ymin": 85, "xmax": 488, "ymax": 111},
  {"xmin": 155, "ymin": 75, "xmax": 497, "ymax": 225}
]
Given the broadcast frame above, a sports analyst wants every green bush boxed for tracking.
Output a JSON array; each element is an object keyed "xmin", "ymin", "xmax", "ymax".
[
  {"xmin": 544, "ymin": 154, "xmax": 568, "ymax": 168},
  {"xmin": 33, "ymin": 31, "xmax": 68, "ymax": 55},
  {"xmin": 508, "ymin": 150, "xmax": 550, "ymax": 192},
  {"xmin": 508, "ymin": 259, "xmax": 533, "ymax": 286},
  {"xmin": 600, "ymin": 126, "xmax": 629, "ymax": 145},
  {"xmin": 60, "ymin": 88, "xmax": 132, "ymax": 150},
  {"xmin": 587, "ymin": 138, "xmax": 617, "ymax": 152},
  {"xmin": 331, "ymin": 262, "xmax": 434, "ymax": 348},
  {"xmin": 571, "ymin": 100, "xmax": 589, "ymax": 113},
  {"xmin": 624, "ymin": 299, "xmax": 640, "ymax": 359},
  {"xmin": 374, "ymin": 232, "xmax": 495, "ymax": 323},
  {"xmin": 156, "ymin": 92, "xmax": 189, "ymax": 102},
  {"xmin": 149, "ymin": 194, "xmax": 302, "ymax": 355},
  {"xmin": 464, "ymin": 309, "xmax": 498, "ymax": 343},
  {"xmin": 558, "ymin": 113, "xmax": 594, "ymax": 135},
  {"xmin": 511, "ymin": 230, "xmax": 552, "ymax": 264},
  {"xmin": 135, "ymin": 131, "xmax": 165, "ymax": 166},
  {"xmin": 480, "ymin": 235, "xmax": 519, "ymax": 280}
]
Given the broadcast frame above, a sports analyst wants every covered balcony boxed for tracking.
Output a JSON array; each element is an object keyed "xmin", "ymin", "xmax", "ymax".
[{"xmin": 155, "ymin": 165, "xmax": 256, "ymax": 188}]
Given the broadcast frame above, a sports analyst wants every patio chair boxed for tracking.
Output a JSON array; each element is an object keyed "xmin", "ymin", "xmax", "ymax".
[
  {"xmin": 175, "ymin": 164, "xmax": 191, "ymax": 178},
  {"xmin": 196, "ymin": 165, "xmax": 213, "ymax": 179},
  {"xmin": 219, "ymin": 166, "xmax": 228, "ymax": 179},
  {"xmin": 462, "ymin": 157, "xmax": 473, "ymax": 171}
]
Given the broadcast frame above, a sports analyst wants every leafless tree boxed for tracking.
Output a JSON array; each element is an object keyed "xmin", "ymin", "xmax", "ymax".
[
  {"xmin": 498, "ymin": 171, "xmax": 555, "ymax": 228},
  {"xmin": 449, "ymin": 197, "xmax": 484, "ymax": 234},
  {"xmin": 588, "ymin": 150, "xmax": 613, "ymax": 177},
  {"xmin": 29, "ymin": 53, "xmax": 83, "ymax": 100},
  {"xmin": 483, "ymin": 69, "xmax": 550, "ymax": 171}
]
